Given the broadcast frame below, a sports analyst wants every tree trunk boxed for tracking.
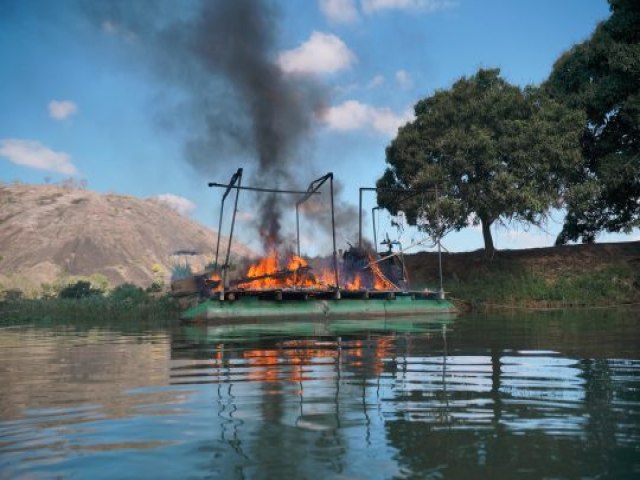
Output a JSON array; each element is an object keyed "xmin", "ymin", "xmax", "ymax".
[{"xmin": 481, "ymin": 218, "xmax": 495, "ymax": 257}]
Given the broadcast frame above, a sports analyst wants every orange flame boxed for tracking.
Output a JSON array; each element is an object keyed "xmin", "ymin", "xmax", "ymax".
[
  {"xmin": 237, "ymin": 252, "xmax": 318, "ymax": 290},
  {"xmin": 368, "ymin": 254, "xmax": 397, "ymax": 290},
  {"xmin": 208, "ymin": 251, "xmax": 399, "ymax": 292},
  {"xmin": 345, "ymin": 273, "xmax": 363, "ymax": 290}
]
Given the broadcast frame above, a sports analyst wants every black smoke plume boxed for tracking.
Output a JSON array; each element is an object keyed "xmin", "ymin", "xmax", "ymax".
[{"xmin": 81, "ymin": 0, "xmax": 326, "ymax": 251}]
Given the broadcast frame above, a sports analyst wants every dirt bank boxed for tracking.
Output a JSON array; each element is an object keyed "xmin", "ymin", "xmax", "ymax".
[{"xmin": 404, "ymin": 241, "xmax": 640, "ymax": 309}]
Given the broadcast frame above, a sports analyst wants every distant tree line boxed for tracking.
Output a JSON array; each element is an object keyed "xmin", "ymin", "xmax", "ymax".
[
  {"xmin": 2, "ymin": 281, "xmax": 153, "ymax": 302},
  {"xmin": 377, "ymin": 0, "xmax": 639, "ymax": 254}
]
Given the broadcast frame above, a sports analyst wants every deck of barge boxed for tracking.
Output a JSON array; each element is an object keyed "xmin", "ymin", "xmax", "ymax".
[{"xmin": 180, "ymin": 289, "xmax": 456, "ymax": 323}]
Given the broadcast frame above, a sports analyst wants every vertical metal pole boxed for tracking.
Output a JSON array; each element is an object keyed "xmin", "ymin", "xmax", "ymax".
[
  {"xmin": 358, "ymin": 188, "xmax": 363, "ymax": 249},
  {"xmin": 214, "ymin": 202, "xmax": 225, "ymax": 272},
  {"xmin": 371, "ymin": 207, "xmax": 378, "ymax": 253},
  {"xmin": 221, "ymin": 169, "xmax": 243, "ymax": 301},
  {"xmin": 399, "ymin": 242, "xmax": 408, "ymax": 287},
  {"xmin": 296, "ymin": 203, "xmax": 301, "ymax": 257},
  {"xmin": 436, "ymin": 185, "xmax": 444, "ymax": 299},
  {"xmin": 213, "ymin": 168, "xmax": 241, "ymax": 272},
  {"xmin": 329, "ymin": 174, "xmax": 340, "ymax": 297}
]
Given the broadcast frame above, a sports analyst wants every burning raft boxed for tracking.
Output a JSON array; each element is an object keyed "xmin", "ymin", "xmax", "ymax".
[
  {"xmin": 173, "ymin": 169, "xmax": 455, "ymax": 322},
  {"xmin": 174, "ymin": 247, "xmax": 456, "ymax": 323}
]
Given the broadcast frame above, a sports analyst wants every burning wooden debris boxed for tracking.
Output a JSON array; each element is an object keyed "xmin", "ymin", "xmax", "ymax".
[
  {"xmin": 182, "ymin": 247, "xmax": 406, "ymax": 298},
  {"xmin": 170, "ymin": 169, "xmax": 444, "ymax": 304},
  {"xmin": 235, "ymin": 253, "xmax": 322, "ymax": 290}
]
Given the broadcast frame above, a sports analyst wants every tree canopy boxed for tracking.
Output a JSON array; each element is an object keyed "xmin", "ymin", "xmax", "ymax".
[
  {"xmin": 377, "ymin": 68, "xmax": 584, "ymax": 256},
  {"xmin": 545, "ymin": 0, "xmax": 640, "ymax": 243}
]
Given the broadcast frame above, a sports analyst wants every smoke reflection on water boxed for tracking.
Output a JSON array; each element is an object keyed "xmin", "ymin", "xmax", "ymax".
[{"xmin": 0, "ymin": 312, "xmax": 639, "ymax": 479}]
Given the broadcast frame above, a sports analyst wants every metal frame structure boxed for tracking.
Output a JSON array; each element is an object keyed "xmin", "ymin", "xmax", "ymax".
[
  {"xmin": 371, "ymin": 206, "xmax": 381, "ymax": 251},
  {"xmin": 358, "ymin": 187, "xmax": 438, "ymax": 248},
  {"xmin": 212, "ymin": 168, "xmax": 242, "ymax": 274},
  {"xmin": 295, "ymin": 173, "xmax": 340, "ymax": 297},
  {"xmin": 358, "ymin": 185, "xmax": 445, "ymax": 296},
  {"xmin": 209, "ymin": 170, "xmax": 338, "ymax": 300},
  {"xmin": 209, "ymin": 168, "xmax": 243, "ymax": 301}
]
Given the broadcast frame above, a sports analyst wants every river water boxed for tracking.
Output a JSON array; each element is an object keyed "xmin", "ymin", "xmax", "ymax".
[{"xmin": 1, "ymin": 311, "xmax": 639, "ymax": 479}]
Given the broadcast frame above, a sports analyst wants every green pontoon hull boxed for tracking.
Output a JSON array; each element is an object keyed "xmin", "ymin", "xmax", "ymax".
[
  {"xmin": 180, "ymin": 293, "xmax": 456, "ymax": 323},
  {"xmin": 182, "ymin": 315, "xmax": 456, "ymax": 343}
]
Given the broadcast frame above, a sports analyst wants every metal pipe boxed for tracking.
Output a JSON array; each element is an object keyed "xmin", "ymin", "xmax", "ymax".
[
  {"xmin": 358, "ymin": 188, "xmax": 364, "ymax": 249},
  {"xmin": 214, "ymin": 202, "xmax": 225, "ymax": 272},
  {"xmin": 357, "ymin": 186, "xmax": 435, "ymax": 249},
  {"xmin": 220, "ymin": 169, "xmax": 243, "ymax": 301},
  {"xmin": 366, "ymin": 237, "xmax": 434, "ymax": 267},
  {"xmin": 399, "ymin": 241, "xmax": 408, "ymax": 287},
  {"xmin": 371, "ymin": 206, "xmax": 380, "ymax": 252},
  {"xmin": 436, "ymin": 185, "xmax": 444, "ymax": 298},
  {"xmin": 208, "ymin": 182, "xmax": 319, "ymax": 195},
  {"xmin": 213, "ymin": 168, "xmax": 242, "ymax": 272},
  {"xmin": 295, "ymin": 173, "xmax": 339, "ymax": 295},
  {"xmin": 296, "ymin": 203, "xmax": 301, "ymax": 257},
  {"xmin": 329, "ymin": 173, "xmax": 340, "ymax": 297}
]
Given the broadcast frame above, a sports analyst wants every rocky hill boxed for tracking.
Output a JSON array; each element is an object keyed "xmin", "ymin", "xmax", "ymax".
[{"xmin": 0, "ymin": 183, "xmax": 254, "ymax": 293}]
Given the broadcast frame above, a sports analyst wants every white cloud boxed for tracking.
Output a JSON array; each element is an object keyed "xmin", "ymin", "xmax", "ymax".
[
  {"xmin": 153, "ymin": 194, "xmax": 196, "ymax": 216},
  {"xmin": 319, "ymin": 0, "xmax": 360, "ymax": 23},
  {"xmin": 278, "ymin": 31, "xmax": 356, "ymax": 75},
  {"xmin": 0, "ymin": 139, "xmax": 77, "ymax": 175},
  {"xmin": 101, "ymin": 20, "xmax": 137, "ymax": 42},
  {"xmin": 322, "ymin": 101, "xmax": 370, "ymax": 130},
  {"xmin": 370, "ymin": 107, "xmax": 414, "ymax": 136},
  {"xmin": 367, "ymin": 74, "xmax": 385, "ymax": 88},
  {"xmin": 361, "ymin": 0, "xmax": 455, "ymax": 14},
  {"xmin": 48, "ymin": 100, "xmax": 78, "ymax": 120},
  {"xmin": 395, "ymin": 69, "xmax": 413, "ymax": 88},
  {"xmin": 321, "ymin": 100, "xmax": 413, "ymax": 136}
]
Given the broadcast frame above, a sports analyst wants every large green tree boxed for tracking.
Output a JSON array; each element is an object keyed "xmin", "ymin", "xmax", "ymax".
[
  {"xmin": 545, "ymin": 0, "xmax": 640, "ymax": 244},
  {"xmin": 377, "ymin": 68, "xmax": 584, "ymax": 256}
]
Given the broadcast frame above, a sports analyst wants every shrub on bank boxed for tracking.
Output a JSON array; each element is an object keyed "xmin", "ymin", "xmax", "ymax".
[
  {"xmin": 58, "ymin": 280, "xmax": 104, "ymax": 299},
  {"xmin": 110, "ymin": 283, "xmax": 149, "ymax": 304},
  {"xmin": 0, "ymin": 283, "xmax": 180, "ymax": 323}
]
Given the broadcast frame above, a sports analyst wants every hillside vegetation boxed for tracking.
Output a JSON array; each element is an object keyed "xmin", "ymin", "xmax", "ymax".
[
  {"xmin": 406, "ymin": 241, "xmax": 640, "ymax": 309},
  {"xmin": 0, "ymin": 183, "xmax": 252, "ymax": 296}
]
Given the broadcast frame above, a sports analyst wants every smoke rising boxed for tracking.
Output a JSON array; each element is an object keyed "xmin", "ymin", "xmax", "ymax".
[
  {"xmin": 298, "ymin": 180, "xmax": 359, "ymax": 245},
  {"xmin": 82, "ymin": 0, "xmax": 327, "ymax": 251}
]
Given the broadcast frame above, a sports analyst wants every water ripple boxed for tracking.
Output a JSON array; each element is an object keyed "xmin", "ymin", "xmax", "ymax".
[{"xmin": 1, "ymin": 314, "xmax": 639, "ymax": 479}]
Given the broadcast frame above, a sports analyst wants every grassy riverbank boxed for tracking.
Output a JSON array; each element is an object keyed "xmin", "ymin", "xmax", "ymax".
[
  {"xmin": 0, "ymin": 292, "xmax": 180, "ymax": 324},
  {"xmin": 406, "ymin": 241, "xmax": 640, "ymax": 310},
  {"xmin": 2, "ymin": 241, "xmax": 638, "ymax": 319}
]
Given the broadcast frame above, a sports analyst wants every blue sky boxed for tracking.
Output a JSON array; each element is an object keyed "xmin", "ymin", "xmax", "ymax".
[{"xmin": 1, "ymin": 0, "xmax": 636, "ymax": 255}]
